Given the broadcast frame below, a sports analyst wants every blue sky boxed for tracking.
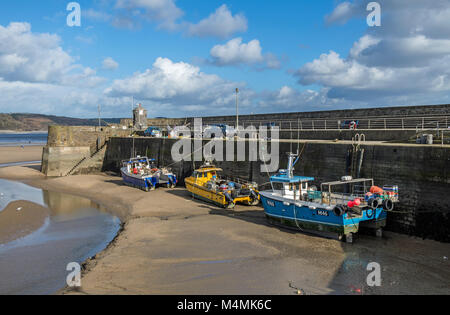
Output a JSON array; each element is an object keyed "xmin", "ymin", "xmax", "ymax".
[{"xmin": 0, "ymin": 0, "xmax": 449, "ymax": 118}]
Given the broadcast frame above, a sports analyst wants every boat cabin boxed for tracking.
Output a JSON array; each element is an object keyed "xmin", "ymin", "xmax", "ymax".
[
  {"xmin": 123, "ymin": 156, "xmax": 156, "ymax": 175},
  {"xmin": 270, "ymin": 169, "xmax": 315, "ymax": 200},
  {"xmin": 192, "ymin": 167, "xmax": 223, "ymax": 184}
]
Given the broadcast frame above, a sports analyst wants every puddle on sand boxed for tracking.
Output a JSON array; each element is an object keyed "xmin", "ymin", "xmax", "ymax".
[{"xmin": 0, "ymin": 179, "xmax": 121, "ymax": 295}]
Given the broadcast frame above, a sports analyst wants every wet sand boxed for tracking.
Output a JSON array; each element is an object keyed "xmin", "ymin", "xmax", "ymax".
[
  {"xmin": 0, "ymin": 200, "xmax": 49, "ymax": 244},
  {"xmin": 0, "ymin": 165, "xmax": 449, "ymax": 295},
  {"xmin": 0, "ymin": 146, "xmax": 43, "ymax": 164}
]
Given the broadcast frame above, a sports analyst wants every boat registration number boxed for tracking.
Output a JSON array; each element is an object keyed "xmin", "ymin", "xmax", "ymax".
[
  {"xmin": 267, "ymin": 200, "xmax": 275, "ymax": 207},
  {"xmin": 317, "ymin": 210, "xmax": 329, "ymax": 217}
]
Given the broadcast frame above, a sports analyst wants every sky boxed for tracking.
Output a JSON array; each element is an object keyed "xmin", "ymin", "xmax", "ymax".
[{"xmin": 0, "ymin": 0, "xmax": 450, "ymax": 118}]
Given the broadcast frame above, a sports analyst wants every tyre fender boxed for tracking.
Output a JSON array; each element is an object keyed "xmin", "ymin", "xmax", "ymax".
[{"xmin": 383, "ymin": 199, "xmax": 394, "ymax": 211}]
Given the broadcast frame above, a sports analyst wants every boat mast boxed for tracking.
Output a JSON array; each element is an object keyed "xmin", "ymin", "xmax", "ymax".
[{"xmin": 287, "ymin": 153, "xmax": 298, "ymax": 178}]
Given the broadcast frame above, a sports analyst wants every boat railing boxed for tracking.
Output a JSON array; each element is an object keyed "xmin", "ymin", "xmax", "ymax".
[
  {"xmin": 221, "ymin": 175, "xmax": 257, "ymax": 188},
  {"xmin": 321, "ymin": 192, "xmax": 368, "ymax": 206}
]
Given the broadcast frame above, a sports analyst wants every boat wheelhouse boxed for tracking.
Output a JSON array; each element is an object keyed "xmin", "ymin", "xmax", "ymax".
[
  {"xmin": 260, "ymin": 153, "xmax": 399, "ymax": 243},
  {"xmin": 120, "ymin": 156, "xmax": 177, "ymax": 191}
]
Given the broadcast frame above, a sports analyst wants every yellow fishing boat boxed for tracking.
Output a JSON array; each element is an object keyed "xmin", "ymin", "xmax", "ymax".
[{"xmin": 185, "ymin": 163, "xmax": 260, "ymax": 209}]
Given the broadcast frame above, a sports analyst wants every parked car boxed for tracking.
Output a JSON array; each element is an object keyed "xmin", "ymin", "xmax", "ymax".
[
  {"xmin": 144, "ymin": 127, "xmax": 162, "ymax": 138},
  {"xmin": 341, "ymin": 120, "xmax": 359, "ymax": 130},
  {"xmin": 203, "ymin": 124, "xmax": 235, "ymax": 139}
]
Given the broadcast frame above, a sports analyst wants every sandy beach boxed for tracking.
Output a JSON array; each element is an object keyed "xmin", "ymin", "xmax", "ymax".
[
  {"xmin": 0, "ymin": 146, "xmax": 43, "ymax": 164},
  {"xmin": 0, "ymin": 164, "xmax": 448, "ymax": 295}
]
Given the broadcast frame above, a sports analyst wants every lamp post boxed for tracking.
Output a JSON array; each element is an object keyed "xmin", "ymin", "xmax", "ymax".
[
  {"xmin": 98, "ymin": 104, "xmax": 101, "ymax": 129},
  {"xmin": 235, "ymin": 88, "xmax": 239, "ymax": 132},
  {"xmin": 97, "ymin": 104, "xmax": 102, "ymax": 151}
]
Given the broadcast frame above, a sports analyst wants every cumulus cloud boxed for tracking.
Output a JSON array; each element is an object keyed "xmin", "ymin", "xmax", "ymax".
[
  {"xmin": 0, "ymin": 22, "xmax": 73, "ymax": 83},
  {"xmin": 102, "ymin": 57, "xmax": 119, "ymax": 70},
  {"xmin": 187, "ymin": 4, "xmax": 247, "ymax": 39},
  {"xmin": 0, "ymin": 22, "xmax": 103, "ymax": 87},
  {"xmin": 295, "ymin": 0, "xmax": 450, "ymax": 104},
  {"xmin": 105, "ymin": 57, "xmax": 252, "ymax": 113},
  {"xmin": 258, "ymin": 86, "xmax": 342, "ymax": 111},
  {"xmin": 114, "ymin": 0, "xmax": 184, "ymax": 30},
  {"xmin": 210, "ymin": 38, "xmax": 263, "ymax": 65},
  {"xmin": 0, "ymin": 22, "xmax": 111, "ymax": 116},
  {"xmin": 209, "ymin": 38, "xmax": 280, "ymax": 69}
]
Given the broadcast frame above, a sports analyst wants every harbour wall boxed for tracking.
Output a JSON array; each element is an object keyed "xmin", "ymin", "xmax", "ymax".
[
  {"xmin": 140, "ymin": 104, "xmax": 450, "ymax": 126},
  {"xmin": 103, "ymin": 137, "xmax": 450, "ymax": 242},
  {"xmin": 42, "ymin": 125, "xmax": 130, "ymax": 176}
]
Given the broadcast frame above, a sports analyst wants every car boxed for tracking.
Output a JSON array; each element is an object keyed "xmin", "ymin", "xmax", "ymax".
[
  {"xmin": 265, "ymin": 122, "xmax": 277, "ymax": 128},
  {"xmin": 341, "ymin": 120, "xmax": 359, "ymax": 130},
  {"xmin": 203, "ymin": 124, "xmax": 235, "ymax": 139},
  {"xmin": 144, "ymin": 127, "xmax": 162, "ymax": 138}
]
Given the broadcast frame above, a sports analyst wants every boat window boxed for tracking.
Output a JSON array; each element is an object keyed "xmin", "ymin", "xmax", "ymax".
[{"xmin": 272, "ymin": 182, "xmax": 284, "ymax": 191}]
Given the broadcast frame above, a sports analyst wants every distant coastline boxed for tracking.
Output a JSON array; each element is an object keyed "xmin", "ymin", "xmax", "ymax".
[{"xmin": 0, "ymin": 130, "xmax": 48, "ymax": 134}]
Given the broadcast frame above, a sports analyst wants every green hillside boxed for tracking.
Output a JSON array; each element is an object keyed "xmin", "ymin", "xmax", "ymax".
[{"xmin": 0, "ymin": 113, "xmax": 121, "ymax": 131}]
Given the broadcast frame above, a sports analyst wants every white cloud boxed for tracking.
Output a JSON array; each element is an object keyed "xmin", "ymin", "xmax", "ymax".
[
  {"xmin": 210, "ymin": 38, "xmax": 263, "ymax": 65},
  {"xmin": 187, "ymin": 4, "xmax": 247, "ymax": 39},
  {"xmin": 114, "ymin": 0, "xmax": 184, "ymax": 30},
  {"xmin": 0, "ymin": 22, "xmax": 103, "ymax": 87},
  {"xmin": 0, "ymin": 22, "xmax": 73, "ymax": 83},
  {"xmin": 325, "ymin": 1, "xmax": 363, "ymax": 25},
  {"xmin": 105, "ymin": 57, "xmax": 247, "ymax": 109},
  {"xmin": 258, "ymin": 86, "xmax": 341, "ymax": 111},
  {"xmin": 209, "ymin": 38, "xmax": 280, "ymax": 69},
  {"xmin": 296, "ymin": 0, "xmax": 450, "ymax": 105},
  {"xmin": 102, "ymin": 57, "xmax": 119, "ymax": 70},
  {"xmin": 84, "ymin": 9, "xmax": 112, "ymax": 22}
]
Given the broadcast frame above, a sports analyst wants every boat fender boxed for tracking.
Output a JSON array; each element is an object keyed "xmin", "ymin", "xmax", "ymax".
[
  {"xmin": 370, "ymin": 198, "xmax": 382, "ymax": 209},
  {"xmin": 333, "ymin": 205, "xmax": 346, "ymax": 217},
  {"xmin": 383, "ymin": 199, "xmax": 394, "ymax": 211}
]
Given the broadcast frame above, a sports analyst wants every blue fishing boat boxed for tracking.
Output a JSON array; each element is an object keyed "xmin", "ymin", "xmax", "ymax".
[
  {"xmin": 260, "ymin": 153, "xmax": 399, "ymax": 243},
  {"xmin": 121, "ymin": 156, "xmax": 177, "ymax": 191}
]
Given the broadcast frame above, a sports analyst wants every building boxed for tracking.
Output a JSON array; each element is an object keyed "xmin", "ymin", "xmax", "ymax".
[{"xmin": 133, "ymin": 103, "xmax": 148, "ymax": 131}]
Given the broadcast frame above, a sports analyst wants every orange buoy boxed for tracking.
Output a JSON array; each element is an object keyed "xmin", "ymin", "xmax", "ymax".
[{"xmin": 370, "ymin": 186, "xmax": 384, "ymax": 194}]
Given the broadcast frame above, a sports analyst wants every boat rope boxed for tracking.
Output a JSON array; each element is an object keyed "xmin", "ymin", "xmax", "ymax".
[
  {"xmin": 163, "ymin": 139, "xmax": 207, "ymax": 169},
  {"xmin": 292, "ymin": 202, "xmax": 304, "ymax": 232},
  {"xmin": 260, "ymin": 148, "xmax": 274, "ymax": 191}
]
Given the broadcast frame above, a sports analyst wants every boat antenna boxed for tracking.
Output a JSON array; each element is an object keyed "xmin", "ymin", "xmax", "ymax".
[{"xmin": 297, "ymin": 119, "xmax": 300, "ymax": 155}]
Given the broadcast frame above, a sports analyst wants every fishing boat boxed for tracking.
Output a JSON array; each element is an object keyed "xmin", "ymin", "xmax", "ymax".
[
  {"xmin": 260, "ymin": 153, "xmax": 399, "ymax": 243},
  {"xmin": 121, "ymin": 156, "xmax": 177, "ymax": 191},
  {"xmin": 185, "ymin": 162, "xmax": 260, "ymax": 209}
]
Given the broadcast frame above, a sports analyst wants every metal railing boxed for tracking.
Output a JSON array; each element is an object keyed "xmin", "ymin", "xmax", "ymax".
[{"xmin": 146, "ymin": 115, "xmax": 450, "ymax": 132}]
